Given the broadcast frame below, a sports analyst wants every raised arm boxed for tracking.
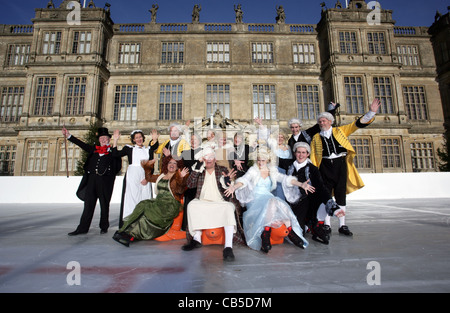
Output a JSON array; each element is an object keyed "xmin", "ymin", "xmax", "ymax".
[
  {"xmin": 141, "ymin": 159, "xmax": 158, "ymax": 183},
  {"xmin": 149, "ymin": 129, "xmax": 160, "ymax": 150},
  {"xmin": 187, "ymin": 161, "xmax": 204, "ymax": 189},
  {"xmin": 63, "ymin": 126, "xmax": 93, "ymax": 153},
  {"xmin": 359, "ymin": 98, "xmax": 381, "ymax": 125},
  {"xmin": 172, "ymin": 167, "xmax": 190, "ymax": 195},
  {"xmin": 110, "ymin": 130, "xmax": 132, "ymax": 158},
  {"xmin": 112, "ymin": 129, "xmax": 120, "ymax": 148},
  {"xmin": 369, "ymin": 98, "xmax": 381, "ymax": 113}
]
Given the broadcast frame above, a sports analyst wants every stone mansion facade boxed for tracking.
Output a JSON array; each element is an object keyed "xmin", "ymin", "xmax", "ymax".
[{"xmin": 0, "ymin": 0, "xmax": 448, "ymax": 176}]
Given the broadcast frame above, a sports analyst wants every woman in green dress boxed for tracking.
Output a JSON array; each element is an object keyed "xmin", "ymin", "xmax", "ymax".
[{"xmin": 113, "ymin": 155, "xmax": 189, "ymax": 247}]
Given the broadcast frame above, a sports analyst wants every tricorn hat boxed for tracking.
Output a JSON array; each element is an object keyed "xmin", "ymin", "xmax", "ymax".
[{"xmin": 96, "ymin": 127, "xmax": 112, "ymax": 138}]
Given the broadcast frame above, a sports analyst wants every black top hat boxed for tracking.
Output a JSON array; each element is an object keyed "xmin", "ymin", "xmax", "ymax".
[{"xmin": 96, "ymin": 127, "xmax": 112, "ymax": 138}]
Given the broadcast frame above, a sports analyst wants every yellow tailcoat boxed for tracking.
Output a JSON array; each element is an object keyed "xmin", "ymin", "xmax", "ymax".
[
  {"xmin": 153, "ymin": 138, "xmax": 191, "ymax": 157},
  {"xmin": 310, "ymin": 118, "xmax": 374, "ymax": 195}
]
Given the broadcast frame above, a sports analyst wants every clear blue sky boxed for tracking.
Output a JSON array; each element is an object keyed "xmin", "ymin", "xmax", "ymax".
[{"xmin": 1, "ymin": 0, "xmax": 448, "ymax": 27}]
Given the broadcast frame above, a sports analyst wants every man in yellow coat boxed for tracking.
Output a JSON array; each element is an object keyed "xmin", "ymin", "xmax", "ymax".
[
  {"xmin": 153, "ymin": 123, "xmax": 191, "ymax": 171},
  {"xmin": 310, "ymin": 98, "xmax": 381, "ymax": 236}
]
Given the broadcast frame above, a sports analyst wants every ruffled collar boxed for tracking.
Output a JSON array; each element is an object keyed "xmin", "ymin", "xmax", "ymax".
[
  {"xmin": 320, "ymin": 127, "xmax": 333, "ymax": 139},
  {"xmin": 293, "ymin": 159, "xmax": 311, "ymax": 171}
]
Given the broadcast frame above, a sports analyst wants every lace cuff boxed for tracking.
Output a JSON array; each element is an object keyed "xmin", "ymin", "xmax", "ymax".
[{"xmin": 281, "ymin": 176, "xmax": 301, "ymax": 203}]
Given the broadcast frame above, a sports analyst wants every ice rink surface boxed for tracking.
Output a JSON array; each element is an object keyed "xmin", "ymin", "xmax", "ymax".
[{"xmin": 1, "ymin": 198, "xmax": 450, "ymax": 295}]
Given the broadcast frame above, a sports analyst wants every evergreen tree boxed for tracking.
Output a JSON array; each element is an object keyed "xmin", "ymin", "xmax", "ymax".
[
  {"xmin": 74, "ymin": 122, "xmax": 100, "ymax": 176},
  {"xmin": 437, "ymin": 130, "xmax": 450, "ymax": 172}
]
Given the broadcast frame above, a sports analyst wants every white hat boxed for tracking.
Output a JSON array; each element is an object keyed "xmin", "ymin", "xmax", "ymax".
[
  {"xmin": 317, "ymin": 112, "xmax": 334, "ymax": 123},
  {"xmin": 288, "ymin": 118, "xmax": 302, "ymax": 127},
  {"xmin": 168, "ymin": 123, "xmax": 182, "ymax": 132},
  {"xmin": 130, "ymin": 129, "xmax": 143, "ymax": 136},
  {"xmin": 293, "ymin": 142, "xmax": 311, "ymax": 154},
  {"xmin": 194, "ymin": 146, "xmax": 216, "ymax": 160}
]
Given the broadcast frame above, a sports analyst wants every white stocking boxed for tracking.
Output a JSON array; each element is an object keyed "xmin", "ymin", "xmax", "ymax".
[
  {"xmin": 338, "ymin": 205, "xmax": 346, "ymax": 227},
  {"xmin": 193, "ymin": 230, "xmax": 202, "ymax": 243},
  {"xmin": 224, "ymin": 225, "xmax": 234, "ymax": 248},
  {"xmin": 324, "ymin": 214, "xmax": 331, "ymax": 226}
]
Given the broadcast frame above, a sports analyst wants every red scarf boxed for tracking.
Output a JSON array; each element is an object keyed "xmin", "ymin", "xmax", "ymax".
[{"xmin": 95, "ymin": 145, "xmax": 110, "ymax": 155}]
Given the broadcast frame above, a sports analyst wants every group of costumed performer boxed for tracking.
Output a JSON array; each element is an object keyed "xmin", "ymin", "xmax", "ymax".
[{"xmin": 65, "ymin": 98, "xmax": 380, "ymax": 261}]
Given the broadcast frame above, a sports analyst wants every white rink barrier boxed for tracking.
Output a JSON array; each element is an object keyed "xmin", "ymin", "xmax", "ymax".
[
  {"xmin": 347, "ymin": 172, "xmax": 450, "ymax": 200},
  {"xmin": 0, "ymin": 172, "xmax": 449, "ymax": 204},
  {"xmin": 0, "ymin": 176, "xmax": 125, "ymax": 204}
]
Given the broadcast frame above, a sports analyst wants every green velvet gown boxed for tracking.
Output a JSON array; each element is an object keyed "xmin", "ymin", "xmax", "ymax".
[{"xmin": 119, "ymin": 179, "xmax": 181, "ymax": 240}]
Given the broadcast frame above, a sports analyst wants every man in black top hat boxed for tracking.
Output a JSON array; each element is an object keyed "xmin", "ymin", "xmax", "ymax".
[{"xmin": 62, "ymin": 126, "xmax": 122, "ymax": 235}]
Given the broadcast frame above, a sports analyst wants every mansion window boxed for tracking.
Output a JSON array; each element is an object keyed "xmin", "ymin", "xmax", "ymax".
[
  {"xmin": 206, "ymin": 84, "xmax": 230, "ymax": 118},
  {"xmin": 159, "ymin": 84, "xmax": 183, "ymax": 120},
  {"xmin": 367, "ymin": 32, "xmax": 386, "ymax": 54},
  {"xmin": 373, "ymin": 77, "xmax": 394, "ymax": 114},
  {"xmin": 42, "ymin": 31, "xmax": 62, "ymax": 55},
  {"xmin": 118, "ymin": 43, "xmax": 140, "ymax": 64},
  {"xmin": 1, "ymin": 86, "xmax": 24, "ymax": 123},
  {"xmin": 410, "ymin": 142, "xmax": 435, "ymax": 171},
  {"xmin": 296, "ymin": 85, "xmax": 319, "ymax": 120},
  {"xmin": 397, "ymin": 45, "xmax": 420, "ymax": 66},
  {"xmin": 207, "ymin": 42, "xmax": 230, "ymax": 63},
  {"xmin": 402, "ymin": 86, "xmax": 428, "ymax": 121},
  {"xmin": 34, "ymin": 77, "xmax": 56, "ymax": 116},
  {"xmin": 253, "ymin": 84, "xmax": 276, "ymax": 120},
  {"xmin": 293, "ymin": 43, "xmax": 315, "ymax": 64},
  {"xmin": 344, "ymin": 76, "xmax": 365, "ymax": 114},
  {"xmin": 26, "ymin": 140, "xmax": 49, "ymax": 173},
  {"xmin": 350, "ymin": 137, "xmax": 373, "ymax": 170},
  {"xmin": 251, "ymin": 43, "xmax": 274, "ymax": 64},
  {"xmin": 6, "ymin": 44, "xmax": 30, "ymax": 66},
  {"xmin": 65, "ymin": 77, "xmax": 87, "ymax": 115},
  {"xmin": 339, "ymin": 31, "xmax": 358, "ymax": 54},
  {"xmin": 113, "ymin": 85, "xmax": 138, "ymax": 121},
  {"xmin": 161, "ymin": 42, "xmax": 184, "ymax": 64},
  {"xmin": 58, "ymin": 140, "xmax": 81, "ymax": 173},
  {"xmin": 0, "ymin": 145, "xmax": 16, "ymax": 176},
  {"xmin": 380, "ymin": 137, "xmax": 402, "ymax": 169},
  {"xmin": 72, "ymin": 31, "xmax": 92, "ymax": 54}
]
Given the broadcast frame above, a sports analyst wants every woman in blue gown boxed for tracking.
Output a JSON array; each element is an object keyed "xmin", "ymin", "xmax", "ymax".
[{"xmin": 225, "ymin": 148, "xmax": 314, "ymax": 253}]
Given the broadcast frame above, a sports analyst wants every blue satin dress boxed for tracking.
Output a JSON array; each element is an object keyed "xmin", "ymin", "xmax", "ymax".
[{"xmin": 242, "ymin": 176, "xmax": 308, "ymax": 251}]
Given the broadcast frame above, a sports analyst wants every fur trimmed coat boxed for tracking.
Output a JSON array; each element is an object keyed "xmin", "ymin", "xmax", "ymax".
[{"xmin": 142, "ymin": 161, "xmax": 187, "ymax": 203}]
